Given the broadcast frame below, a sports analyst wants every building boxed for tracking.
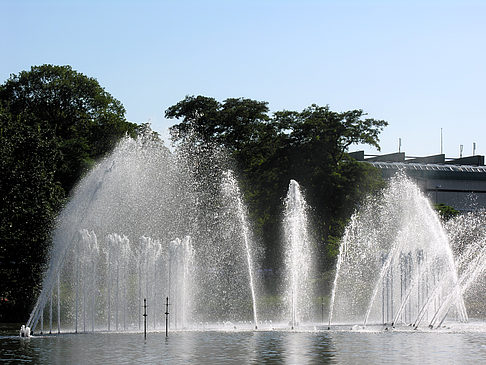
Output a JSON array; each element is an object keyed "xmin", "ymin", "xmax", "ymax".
[{"xmin": 349, "ymin": 151, "xmax": 486, "ymax": 212}]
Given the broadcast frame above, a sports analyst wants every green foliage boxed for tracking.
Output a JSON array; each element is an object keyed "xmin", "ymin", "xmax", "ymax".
[
  {"xmin": 434, "ymin": 203, "xmax": 460, "ymax": 221},
  {"xmin": 167, "ymin": 95, "xmax": 270, "ymax": 152},
  {"xmin": 0, "ymin": 64, "xmax": 138, "ymax": 192},
  {"xmin": 0, "ymin": 107, "xmax": 64, "ymax": 320},
  {"xmin": 166, "ymin": 96, "xmax": 387, "ymax": 274},
  {"xmin": 0, "ymin": 65, "xmax": 139, "ymax": 321}
]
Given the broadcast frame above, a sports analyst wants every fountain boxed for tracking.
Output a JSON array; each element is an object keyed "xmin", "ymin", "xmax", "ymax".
[
  {"xmin": 12, "ymin": 142, "xmax": 486, "ymax": 363},
  {"xmin": 167, "ymin": 236, "xmax": 194, "ymax": 329},
  {"xmin": 221, "ymin": 170, "xmax": 260, "ymax": 329},
  {"xmin": 24, "ymin": 133, "xmax": 486, "ymax": 335},
  {"xmin": 328, "ymin": 172, "xmax": 486, "ymax": 329},
  {"xmin": 24, "ymin": 136, "xmax": 262, "ymax": 333},
  {"xmin": 283, "ymin": 180, "xmax": 315, "ymax": 328}
]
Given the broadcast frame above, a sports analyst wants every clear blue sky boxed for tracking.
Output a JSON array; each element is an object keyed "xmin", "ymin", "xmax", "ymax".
[{"xmin": 2, "ymin": 0, "xmax": 485, "ymax": 158}]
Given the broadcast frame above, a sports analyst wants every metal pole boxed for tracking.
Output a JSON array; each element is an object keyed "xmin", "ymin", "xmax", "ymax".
[
  {"xmin": 165, "ymin": 296, "xmax": 169, "ymax": 337},
  {"xmin": 143, "ymin": 298, "xmax": 147, "ymax": 340},
  {"xmin": 440, "ymin": 128, "xmax": 443, "ymax": 155}
]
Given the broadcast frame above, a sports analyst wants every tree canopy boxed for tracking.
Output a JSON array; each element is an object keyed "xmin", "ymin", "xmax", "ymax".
[
  {"xmin": 167, "ymin": 95, "xmax": 270, "ymax": 151},
  {"xmin": 0, "ymin": 64, "xmax": 139, "ymax": 192}
]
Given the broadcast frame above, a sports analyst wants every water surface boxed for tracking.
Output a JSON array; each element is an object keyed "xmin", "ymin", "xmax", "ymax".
[{"xmin": 2, "ymin": 328, "xmax": 486, "ymax": 364}]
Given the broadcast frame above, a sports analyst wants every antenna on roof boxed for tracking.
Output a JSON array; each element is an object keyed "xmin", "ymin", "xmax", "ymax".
[
  {"xmin": 440, "ymin": 128, "xmax": 443, "ymax": 154},
  {"xmin": 473, "ymin": 142, "xmax": 476, "ymax": 156},
  {"xmin": 398, "ymin": 138, "xmax": 401, "ymax": 153}
]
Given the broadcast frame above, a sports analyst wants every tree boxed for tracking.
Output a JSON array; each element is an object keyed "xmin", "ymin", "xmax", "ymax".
[
  {"xmin": 0, "ymin": 107, "xmax": 64, "ymax": 320},
  {"xmin": 167, "ymin": 95, "xmax": 270, "ymax": 152},
  {"xmin": 0, "ymin": 64, "xmax": 138, "ymax": 192},
  {"xmin": 274, "ymin": 105, "xmax": 387, "ymax": 164}
]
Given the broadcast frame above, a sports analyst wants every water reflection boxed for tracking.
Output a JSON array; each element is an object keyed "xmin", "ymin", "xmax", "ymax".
[
  {"xmin": 329, "ymin": 331, "xmax": 486, "ymax": 364},
  {"xmin": 2, "ymin": 330, "xmax": 486, "ymax": 364},
  {"xmin": 281, "ymin": 332, "xmax": 335, "ymax": 364}
]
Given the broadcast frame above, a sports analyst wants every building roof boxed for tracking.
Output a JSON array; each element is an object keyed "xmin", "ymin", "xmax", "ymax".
[
  {"xmin": 369, "ymin": 161, "xmax": 486, "ymax": 174},
  {"xmin": 368, "ymin": 161, "xmax": 486, "ymax": 182},
  {"xmin": 349, "ymin": 151, "xmax": 485, "ymax": 167}
]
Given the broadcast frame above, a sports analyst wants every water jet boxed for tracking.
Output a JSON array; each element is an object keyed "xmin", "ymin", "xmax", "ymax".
[{"xmin": 328, "ymin": 173, "xmax": 486, "ymax": 329}]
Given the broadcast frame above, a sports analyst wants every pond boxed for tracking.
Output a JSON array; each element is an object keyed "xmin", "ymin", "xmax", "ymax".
[{"xmin": 2, "ymin": 325, "xmax": 486, "ymax": 364}]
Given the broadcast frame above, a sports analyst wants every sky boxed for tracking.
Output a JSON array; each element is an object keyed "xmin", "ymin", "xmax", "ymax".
[{"xmin": 1, "ymin": 0, "xmax": 485, "ymax": 158}]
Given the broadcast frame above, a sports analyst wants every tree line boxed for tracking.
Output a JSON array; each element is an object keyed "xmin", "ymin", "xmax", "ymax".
[{"xmin": 0, "ymin": 65, "xmax": 388, "ymax": 321}]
